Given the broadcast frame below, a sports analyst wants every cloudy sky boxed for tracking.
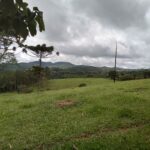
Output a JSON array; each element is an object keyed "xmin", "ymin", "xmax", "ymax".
[{"xmin": 17, "ymin": 0, "xmax": 150, "ymax": 68}]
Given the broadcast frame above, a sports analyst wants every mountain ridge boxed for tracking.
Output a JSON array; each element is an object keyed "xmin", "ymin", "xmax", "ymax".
[{"xmin": 0, "ymin": 61, "xmax": 149, "ymax": 72}]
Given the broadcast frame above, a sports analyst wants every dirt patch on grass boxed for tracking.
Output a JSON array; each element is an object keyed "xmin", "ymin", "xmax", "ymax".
[{"xmin": 56, "ymin": 100, "xmax": 77, "ymax": 108}]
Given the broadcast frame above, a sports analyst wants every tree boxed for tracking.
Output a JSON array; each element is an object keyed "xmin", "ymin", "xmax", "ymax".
[
  {"xmin": 0, "ymin": 0, "xmax": 45, "ymax": 61},
  {"xmin": 109, "ymin": 70, "xmax": 117, "ymax": 81},
  {"xmin": 114, "ymin": 41, "xmax": 118, "ymax": 83},
  {"xmin": 24, "ymin": 44, "xmax": 55, "ymax": 68},
  {"xmin": 22, "ymin": 44, "xmax": 59, "ymax": 81}
]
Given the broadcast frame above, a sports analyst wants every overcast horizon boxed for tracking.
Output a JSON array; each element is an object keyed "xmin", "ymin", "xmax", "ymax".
[{"xmin": 16, "ymin": 0, "xmax": 150, "ymax": 69}]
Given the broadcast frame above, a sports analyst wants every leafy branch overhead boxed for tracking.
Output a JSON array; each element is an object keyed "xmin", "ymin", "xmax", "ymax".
[
  {"xmin": 0, "ymin": 0, "xmax": 58, "ymax": 68},
  {"xmin": 0, "ymin": 0, "xmax": 45, "ymax": 40},
  {"xmin": 0, "ymin": 0, "xmax": 46, "ymax": 63}
]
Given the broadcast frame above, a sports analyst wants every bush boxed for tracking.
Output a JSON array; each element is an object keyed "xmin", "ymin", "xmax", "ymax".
[
  {"xmin": 119, "ymin": 75, "xmax": 134, "ymax": 81},
  {"xmin": 0, "ymin": 67, "xmax": 49, "ymax": 93},
  {"xmin": 118, "ymin": 108, "xmax": 134, "ymax": 119},
  {"xmin": 17, "ymin": 85, "xmax": 33, "ymax": 94},
  {"xmin": 78, "ymin": 83, "xmax": 87, "ymax": 87}
]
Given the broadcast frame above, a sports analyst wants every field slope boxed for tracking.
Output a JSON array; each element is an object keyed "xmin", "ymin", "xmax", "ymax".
[{"xmin": 0, "ymin": 78, "xmax": 150, "ymax": 149}]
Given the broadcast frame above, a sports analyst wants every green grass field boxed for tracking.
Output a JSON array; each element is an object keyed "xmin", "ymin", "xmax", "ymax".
[{"xmin": 0, "ymin": 78, "xmax": 150, "ymax": 150}]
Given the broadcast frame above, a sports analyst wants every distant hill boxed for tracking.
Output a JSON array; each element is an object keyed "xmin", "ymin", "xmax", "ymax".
[
  {"xmin": 18, "ymin": 61, "xmax": 75, "ymax": 69},
  {"xmin": 0, "ymin": 61, "xmax": 150, "ymax": 80},
  {"xmin": 0, "ymin": 61, "xmax": 75, "ymax": 71},
  {"xmin": 0, "ymin": 61, "xmax": 148, "ymax": 73}
]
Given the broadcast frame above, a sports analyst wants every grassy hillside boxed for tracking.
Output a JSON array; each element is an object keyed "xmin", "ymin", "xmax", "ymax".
[{"xmin": 0, "ymin": 78, "xmax": 150, "ymax": 149}]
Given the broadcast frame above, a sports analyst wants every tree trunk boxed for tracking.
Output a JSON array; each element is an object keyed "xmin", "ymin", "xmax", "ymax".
[
  {"xmin": 39, "ymin": 58, "xmax": 42, "ymax": 68},
  {"xmin": 39, "ymin": 52, "xmax": 42, "ymax": 82},
  {"xmin": 114, "ymin": 41, "xmax": 118, "ymax": 83},
  {"xmin": 39, "ymin": 53, "xmax": 42, "ymax": 68}
]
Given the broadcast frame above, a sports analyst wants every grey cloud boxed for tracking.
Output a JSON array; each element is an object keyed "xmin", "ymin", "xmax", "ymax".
[
  {"xmin": 72, "ymin": 0, "xmax": 150, "ymax": 29},
  {"xmin": 59, "ymin": 44, "xmax": 141, "ymax": 59},
  {"xmin": 23, "ymin": 0, "xmax": 150, "ymax": 69},
  {"xmin": 28, "ymin": 0, "xmax": 71, "ymax": 42}
]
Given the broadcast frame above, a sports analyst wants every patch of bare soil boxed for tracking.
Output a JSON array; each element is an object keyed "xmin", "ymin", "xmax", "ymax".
[{"xmin": 56, "ymin": 100, "xmax": 77, "ymax": 108}]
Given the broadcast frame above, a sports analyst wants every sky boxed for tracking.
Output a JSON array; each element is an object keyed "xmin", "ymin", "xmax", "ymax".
[{"xmin": 17, "ymin": 0, "xmax": 150, "ymax": 69}]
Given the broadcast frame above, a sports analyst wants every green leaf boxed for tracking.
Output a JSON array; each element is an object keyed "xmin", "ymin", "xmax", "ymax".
[
  {"xmin": 13, "ymin": 17, "xmax": 28, "ymax": 39},
  {"xmin": 35, "ymin": 13, "xmax": 45, "ymax": 32},
  {"xmin": 16, "ymin": 0, "xmax": 28, "ymax": 7},
  {"xmin": 33, "ymin": 7, "xmax": 39, "ymax": 11},
  {"xmin": 16, "ymin": 0, "xmax": 23, "ymax": 5},
  {"xmin": 28, "ymin": 20, "xmax": 37, "ymax": 36}
]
